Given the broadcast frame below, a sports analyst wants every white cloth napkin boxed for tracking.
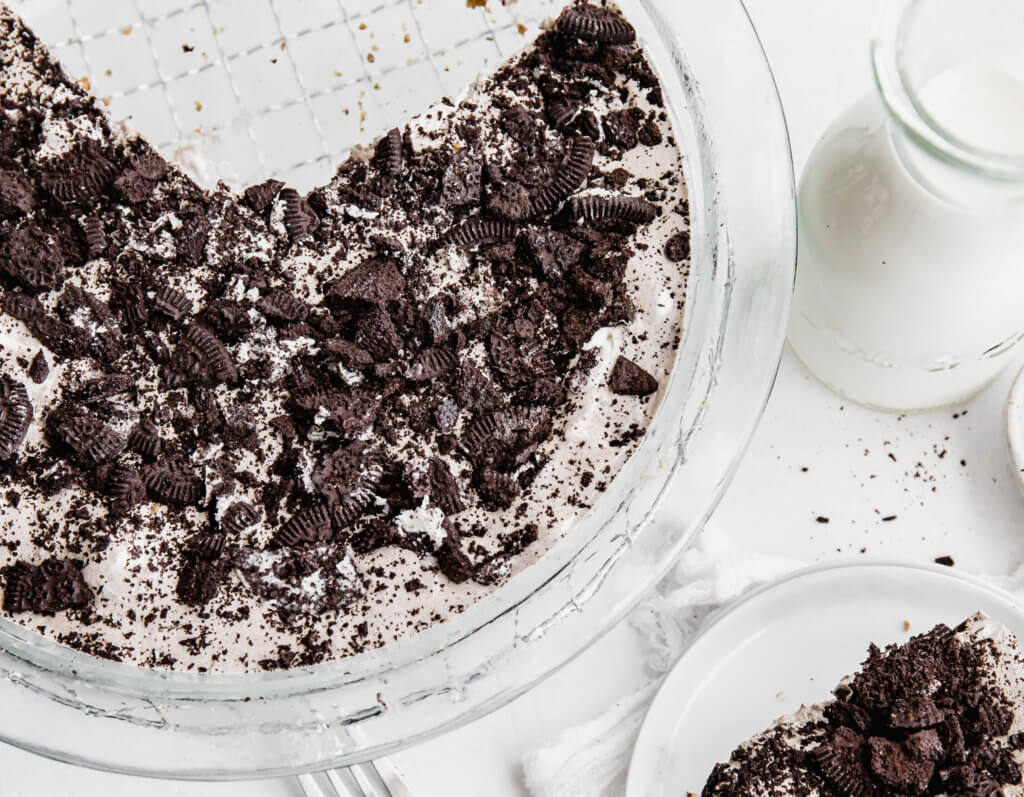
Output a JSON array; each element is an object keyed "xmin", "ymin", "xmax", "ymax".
[{"xmin": 522, "ymin": 526, "xmax": 808, "ymax": 797}]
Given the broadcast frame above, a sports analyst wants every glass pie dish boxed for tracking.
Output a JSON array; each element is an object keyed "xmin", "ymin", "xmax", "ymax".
[{"xmin": 0, "ymin": 0, "xmax": 795, "ymax": 779}]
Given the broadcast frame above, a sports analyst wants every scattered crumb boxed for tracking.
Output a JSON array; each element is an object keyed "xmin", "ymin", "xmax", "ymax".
[
  {"xmin": 815, "ymin": 516, "xmax": 829, "ymax": 524},
  {"xmin": 194, "ymin": 100, "xmax": 202, "ymax": 112},
  {"xmin": 903, "ymin": 620, "xmax": 910, "ymax": 632},
  {"xmin": 935, "ymin": 555, "xmax": 955, "ymax": 567},
  {"xmin": 182, "ymin": 44, "xmax": 194, "ymax": 53}
]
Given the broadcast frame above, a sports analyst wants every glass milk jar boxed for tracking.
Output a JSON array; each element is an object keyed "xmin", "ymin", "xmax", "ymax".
[{"xmin": 788, "ymin": 0, "xmax": 1024, "ymax": 411}]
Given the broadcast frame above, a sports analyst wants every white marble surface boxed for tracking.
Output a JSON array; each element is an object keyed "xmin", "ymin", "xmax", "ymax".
[{"xmin": 4, "ymin": 0, "xmax": 1023, "ymax": 794}]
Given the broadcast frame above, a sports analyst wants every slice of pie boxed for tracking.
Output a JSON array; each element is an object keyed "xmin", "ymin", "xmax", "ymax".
[
  {"xmin": 703, "ymin": 613, "xmax": 1024, "ymax": 795},
  {"xmin": 0, "ymin": 2, "xmax": 691, "ymax": 671}
]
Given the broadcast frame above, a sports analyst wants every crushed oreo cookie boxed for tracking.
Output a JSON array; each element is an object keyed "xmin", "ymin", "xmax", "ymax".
[
  {"xmin": 703, "ymin": 616, "xmax": 1024, "ymax": 796},
  {"xmin": 608, "ymin": 356, "xmax": 659, "ymax": 395},
  {"xmin": 0, "ymin": 0, "xmax": 690, "ymax": 671},
  {"xmin": 0, "ymin": 375, "xmax": 32, "ymax": 458},
  {"xmin": 2, "ymin": 557, "xmax": 93, "ymax": 614}
]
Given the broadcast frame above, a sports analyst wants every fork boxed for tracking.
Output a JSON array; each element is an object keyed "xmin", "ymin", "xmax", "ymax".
[{"xmin": 296, "ymin": 760, "xmax": 410, "ymax": 797}]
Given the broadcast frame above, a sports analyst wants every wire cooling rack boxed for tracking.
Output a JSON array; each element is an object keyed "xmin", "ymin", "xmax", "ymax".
[{"xmin": 12, "ymin": 0, "xmax": 564, "ymax": 191}]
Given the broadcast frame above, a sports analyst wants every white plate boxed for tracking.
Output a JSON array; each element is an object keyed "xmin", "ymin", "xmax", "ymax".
[
  {"xmin": 626, "ymin": 561, "xmax": 1024, "ymax": 797},
  {"xmin": 1007, "ymin": 363, "xmax": 1024, "ymax": 492}
]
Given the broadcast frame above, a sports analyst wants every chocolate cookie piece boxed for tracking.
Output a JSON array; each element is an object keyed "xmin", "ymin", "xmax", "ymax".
[
  {"xmin": 567, "ymin": 194, "xmax": 657, "ymax": 225},
  {"xmin": 126, "ymin": 141, "xmax": 169, "ymax": 181},
  {"xmin": 890, "ymin": 696, "xmax": 945, "ymax": 730},
  {"xmin": 354, "ymin": 307, "xmax": 403, "ymax": 361},
  {"xmin": 219, "ymin": 500, "xmax": 261, "ymax": 536},
  {"xmin": 272, "ymin": 504, "xmax": 334, "ymax": 548},
  {"xmin": 74, "ymin": 373, "xmax": 133, "ymax": 404},
  {"xmin": 556, "ymin": 4, "xmax": 636, "ymax": 44},
  {"xmin": 461, "ymin": 406, "xmax": 552, "ymax": 473},
  {"xmin": 436, "ymin": 538, "xmax": 474, "ymax": 583},
  {"xmin": 405, "ymin": 347, "xmax": 457, "ymax": 382},
  {"xmin": 473, "ymin": 553, "xmax": 513, "ymax": 586},
  {"xmin": 243, "ymin": 178, "xmax": 284, "ymax": 213},
  {"xmin": 175, "ymin": 214, "xmax": 210, "ymax": 266},
  {"xmin": 812, "ymin": 727, "xmax": 874, "ymax": 796},
  {"xmin": 664, "ymin": 230, "xmax": 691, "ymax": 262},
  {"xmin": 257, "ymin": 288, "xmax": 308, "ymax": 323},
  {"xmin": 602, "ymin": 108, "xmax": 642, "ymax": 151},
  {"xmin": 407, "ymin": 456, "xmax": 464, "ymax": 516},
  {"xmin": 0, "ymin": 167, "xmax": 37, "ymax": 216},
  {"xmin": 82, "ymin": 216, "xmax": 106, "ymax": 258},
  {"xmin": 324, "ymin": 338, "xmax": 374, "ymax": 371},
  {"xmin": 441, "ymin": 149, "xmax": 483, "ymax": 207},
  {"xmin": 114, "ymin": 168, "xmax": 157, "ymax": 204},
  {"xmin": 1, "ymin": 225, "xmax": 64, "ymax": 292},
  {"xmin": 439, "ymin": 218, "xmax": 517, "ymax": 249},
  {"xmin": 486, "ymin": 181, "xmax": 532, "ymax": 221},
  {"xmin": 0, "ymin": 376, "xmax": 33, "ymax": 459},
  {"xmin": 530, "ymin": 136, "xmax": 595, "ymax": 214},
  {"xmin": 868, "ymin": 736, "xmax": 936, "ymax": 793},
  {"xmin": 476, "ymin": 467, "xmax": 521, "ymax": 510},
  {"xmin": 39, "ymin": 143, "xmax": 117, "ymax": 203},
  {"xmin": 152, "ymin": 286, "xmax": 193, "ymax": 322},
  {"xmin": 638, "ymin": 116, "xmax": 663, "ymax": 146},
  {"xmin": 422, "ymin": 297, "xmax": 450, "ymax": 345},
  {"xmin": 47, "ymin": 407, "xmax": 125, "ymax": 466},
  {"xmin": 127, "ymin": 417, "xmax": 162, "ymax": 458},
  {"xmin": 178, "ymin": 324, "xmax": 238, "ymax": 385},
  {"xmin": 106, "ymin": 463, "xmax": 146, "ymax": 515},
  {"xmin": 141, "ymin": 463, "xmax": 205, "ymax": 506},
  {"xmin": 374, "ymin": 127, "xmax": 404, "ymax": 177},
  {"xmin": 176, "ymin": 555, "xmax": 230, "ymax": 607},
  {"xmin": 191, "ymin": 532, "xmax": 227, "ymax": 561},
  {"xmin": 2, "ymin": 558, "xmax": 93, "ymax": 614},
  {"xmin": 328, "ymin": 257, "xmax": 405, "ymax": 305},
  {"xmin": 312, "ymin": 446, "xmax": 383, "ymax": 530},
  {"xmin": 545, "ymin": 96, "xmax": 579, "ymax": 130},
  {"xmin": 26, "ymin": 350, "xmax": 48, "ymax": 384},
  {"xmin": 279, "ymin": 187, "xmax": 319, "ymax": 240},
  {"xmin": 608, "ymin": 356, "xmax": 658, "ymax": 396},
  {"xmin": 521, "ymin": 229, "xmax": 585, "ymax": 281}
]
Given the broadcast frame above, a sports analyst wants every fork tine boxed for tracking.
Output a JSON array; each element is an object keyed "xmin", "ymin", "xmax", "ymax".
[
  {"xmin": 298, "ymin": 760, "xmax": 403, "ymax": 797},
  {"xmin": 344, "ymin": 761, "xmax": 394, "ymax": 797},
  {"xmin": 297, "ymin": 773, "xmax": 330, "ymax": 797}
]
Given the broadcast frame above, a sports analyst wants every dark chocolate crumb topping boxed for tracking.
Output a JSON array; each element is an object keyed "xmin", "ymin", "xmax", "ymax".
[
  {"xmin": 703, "ymin": 619, "xmax": 1024, "ymax": 796},
  {"xmin": 0, "ymin": 0, "xmax": 690, "ymax": 671}
]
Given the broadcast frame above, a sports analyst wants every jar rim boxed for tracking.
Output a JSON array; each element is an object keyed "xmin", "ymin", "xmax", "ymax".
[{"xmin": 871, "ymin": 0, "xmax": 1024, "ymax": 183}]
